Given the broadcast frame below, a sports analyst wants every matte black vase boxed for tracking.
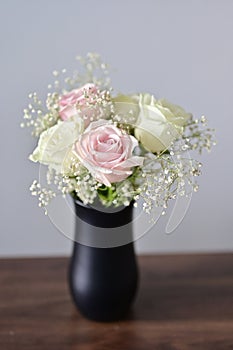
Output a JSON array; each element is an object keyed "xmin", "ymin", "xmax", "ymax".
[{"xmin": 68, "ymin": 199, "xmax": 138, "ymax": 322}]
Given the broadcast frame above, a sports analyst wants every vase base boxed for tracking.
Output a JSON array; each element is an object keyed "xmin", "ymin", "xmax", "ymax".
[{"xmin": 74, "ymin": 303, "xmax": 135, "ymax": 323}]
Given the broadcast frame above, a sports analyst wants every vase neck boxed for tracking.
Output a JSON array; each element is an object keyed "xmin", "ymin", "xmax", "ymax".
[
  {"xmin": 73, "ymin": 199, "xmax": 135, "ymax": 248},
  {"xmin": 73, "ymin": 199, "xmax": 134, "ymax": 228}
]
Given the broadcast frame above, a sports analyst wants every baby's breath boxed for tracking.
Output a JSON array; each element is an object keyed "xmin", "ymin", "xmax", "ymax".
[
  {"xmin": 21, "ymin": 53, "xmax": 112, "ymax": 137},
  {"xmin": 30, "ymin": 180, "xmax": 56, "ymax": 215},
  {"xmin": 21, "ymin": 92, "xmax": 60, "ymax": 137},
  {"xmin": 136, "ymin": 152, "xmax": 202, "ymax": 216},
  {"xmin": 183, "ymin": 115, "xmax": 216, "ymax": 153}
]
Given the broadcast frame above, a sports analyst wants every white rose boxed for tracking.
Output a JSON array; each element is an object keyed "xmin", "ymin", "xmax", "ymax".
[
  {"xmin": 155, "ymin": 98, "xmax": 192, "ymax": 127},
  {"xmin": 113, "ymin": 94, "xmax": 139, "ymax": 121},
  {"xmin": 29, "ymin": 118, "xmax": 84, "ymax": 173},
  {"xmin": 133, "ymin": 94, "xmax": 191, "ymax": 153}
]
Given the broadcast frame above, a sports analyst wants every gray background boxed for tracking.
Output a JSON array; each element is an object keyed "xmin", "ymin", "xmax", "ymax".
[{"xmin": 0, "ymin": 0, "xmax": 232, "ymax": 257}]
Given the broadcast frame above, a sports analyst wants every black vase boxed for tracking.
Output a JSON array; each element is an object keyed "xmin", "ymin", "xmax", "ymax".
[{"xmin": 68, "ymin": 199, "xmax": 138, "ymax": 322}]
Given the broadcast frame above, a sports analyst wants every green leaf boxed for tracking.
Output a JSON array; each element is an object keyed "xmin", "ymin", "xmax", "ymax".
[{"xmin": 97, "ymin": 184, "xmax": 117, "ymax": 204}]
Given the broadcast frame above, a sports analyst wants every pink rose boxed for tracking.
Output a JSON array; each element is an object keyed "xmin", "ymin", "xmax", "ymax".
[
  {"xmin": 74, "ymin": 120, "xmax": 144, "ymax": 187},
  {"xmin": 59, "ymin": 83, "xmax": 100, "ymax": 127}
]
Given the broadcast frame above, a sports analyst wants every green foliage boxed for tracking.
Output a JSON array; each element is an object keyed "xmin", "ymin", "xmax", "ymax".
[{"xmin": 97, "ymin": 185, "xmax": 117, "ymax": 206}]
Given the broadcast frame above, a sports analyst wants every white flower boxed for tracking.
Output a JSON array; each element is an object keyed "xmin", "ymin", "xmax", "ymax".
[
  {"xmin": 114, "ymin": 93, "xmax": 191, "ymax": 153},
  {"xmin": 134, "ymin": 94, "xmax": 191, "ymax": 153},
  {"xmin": 29, "ymin": 118, "xmax": 84, "ymax": 173},
  {"xmin": 155, "ymin": 98, "xmax": 192, "ymax": 127},
  {"xmin": 113, "ymin": 94, "xmax": 139, "ymax": 118}
]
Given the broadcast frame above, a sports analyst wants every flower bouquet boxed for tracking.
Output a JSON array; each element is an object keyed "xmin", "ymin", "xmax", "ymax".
[
  {"xmin": 22, "ymin": 53, "xmax": 214, "ymax": 215},
  {"xmin": 22, "ymin": 53, "xmax": 215, "ymax": 321}
]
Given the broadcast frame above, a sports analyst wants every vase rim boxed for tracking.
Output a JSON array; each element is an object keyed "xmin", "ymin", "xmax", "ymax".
[{"xmin": 72, "ymin": 195, "xmax": 134, "ymax": 212}]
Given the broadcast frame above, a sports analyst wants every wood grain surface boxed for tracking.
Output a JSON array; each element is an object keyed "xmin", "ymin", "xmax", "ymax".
[{"xmin": 0, "ymin": 254, "xmax": 232, "ymax": 350}]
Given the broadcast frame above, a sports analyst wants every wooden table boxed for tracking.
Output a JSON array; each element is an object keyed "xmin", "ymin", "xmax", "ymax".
[{"xmin": 0, "ymin": 254, "xmax": 232, "ymax": 349}]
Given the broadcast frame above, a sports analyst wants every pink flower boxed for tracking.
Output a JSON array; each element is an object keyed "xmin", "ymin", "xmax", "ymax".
[
  {"xmin": 59, "ymin": 83, "xmax": 100, "ymax": 127},
  {"xmin": 74, "ymin": 120, "xmax": 144, "ymax": 187}
]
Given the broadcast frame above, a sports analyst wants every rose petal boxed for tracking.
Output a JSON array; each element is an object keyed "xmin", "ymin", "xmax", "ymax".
[{"xmin": 74, "ymin": 120, "xmax": 144, "ymax": 186}]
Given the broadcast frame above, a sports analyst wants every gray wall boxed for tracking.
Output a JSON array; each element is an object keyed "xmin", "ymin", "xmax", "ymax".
[{"xmin": 1, "ymin": 0, "xmax": 232, "ymax": 257}]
